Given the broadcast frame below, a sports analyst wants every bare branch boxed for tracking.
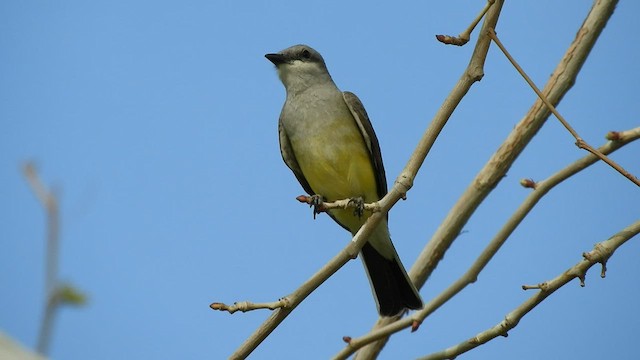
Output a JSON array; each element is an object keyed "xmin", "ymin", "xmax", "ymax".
[
  {"xmin": 22, "ymin": 162, "xmax": 60, "ymax": 355},
  {"xmin": 487, "ymin": 28, "xmax": 640, "ymax": 187},
  {"xmin": 211, "ymin": 299, "xmax": 289, "ymax": 314},
  {"xmin": 226, "ymin": 1, "xmax": 508, "ymax": 356},
  {"xmin": 411, "ymin": 0, "xmax": 618, "ymax": 299},
  {"xmin": 227, "ymin": 194, "xmax": 396, "ymax": 359},
  {"xmin": 436, "ymin": 0, "xmax": 495, "ymax": 46},
  {"xmin": 334, "ymin": 126, "xmax": 640, "ymax": 359},
  {"xmin": 295, "ymin": 195, "xmax": 381, "ymax": 213},
  {"xmin": 22, "ymin": 162, "xmax": 86, "ymax": 355},
  {"xmin": 346, "ymin": 1, "xmax": 507, "ymax": 358},
  {"xmin": 352, "ymin": 0, "xmax": 618, "ymax": 358},
  {"xmin": 418, "ymin": 220, "xmax": 640, "ymax": 360}
]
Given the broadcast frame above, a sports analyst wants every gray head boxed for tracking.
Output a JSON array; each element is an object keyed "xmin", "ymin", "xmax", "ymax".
[{"xmin": 265, "ymin": 44, "xmax": 334, "ymax": 94}]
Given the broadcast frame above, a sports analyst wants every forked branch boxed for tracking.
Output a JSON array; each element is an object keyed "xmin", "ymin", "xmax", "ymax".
[
  {"xmin": 419, "ymin": 220, "xmax": 640, "ymax": 360},
  {"xmin": 335, "ymin": 126, "xmax": 639, "ymax": 359},
  {"xmin": 354, "ymin": 0, "xmax": 619, "ymax": 358},
  {"xmin": 487, "ymin": 28, "xmax": 640, "ymax": 187}
]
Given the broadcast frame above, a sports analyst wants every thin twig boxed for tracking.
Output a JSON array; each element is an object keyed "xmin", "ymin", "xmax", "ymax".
[
  {"xmin": 211, "ymin": 299, "xmax": 289, "ymax": 314},
  {"xmin": 436, "ymin": 0, "xmax": 495, "ymax": 46},
  {"xmin": 23, "ymin": 162, "xmax": 60, "ymax": 355},
  {"xmin": 418, "ymin": 220, "xmax": 640, "ymax": 360},
  {"xmin": 487, "ymin": 28, "xmax": 640, "ymax": 187},
  {"xmin": 295, "ymin": 195, "xmax": 381, "ymax": 213}
]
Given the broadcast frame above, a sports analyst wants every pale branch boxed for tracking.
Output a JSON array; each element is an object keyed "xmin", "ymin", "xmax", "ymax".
[
  {"xmin": 391, "ymin": 0, "xmax": 504, "ymax": 199},
  {"xmin": 226, "ymin": 0, "xmax": 622, "ymax": 358},
  {"xmin": 211, "ymin": 299, "xmax": 289, "ymax": 314},
  {"xmin": 22, "ymin": 162, "xmax": 60, "ymax": 355},
  {"xmin": 295, "ymin": 195, "xmax": 381, "ymax": 213},
  {"xmin": 349, "ymin": 1, "xmax": 507, "ymax": 358},
  {"xmin": 419, "ymin": 127, "xmax": 640, "ymax": 313},
  {"xmin": 333, "ymin": 126, "xmax": 639, "ymax": 359},
  {"xmin": 418, "ymin": 220, "xmax": 640, "ymax": 360},
  {"xmin": 22, "ymin": 163, "xmax": 86, "ymax": 355},
  {"xmin": 224, "ymin": 1, "xmax": 505, "ymax": 357},
  {"xmin": 226, "ymin": 190, "xmax": 403, "ymax": 359},
  {"xmin": 518, "ymin": 127, "xmax": 640, "ymax": 191},
  {"xmin": 410, "ymin": 0, "xmax": 618, "ymax": 303},
  {"xmin": 436, "ymin": 0, "xmax": 495, "ymax": 46},
  {"xmin": 487, "ymin": 28, "xmax": 640, "ymax": 187},
  {"xmin": 22, "ymin": 162, "xmax": 58, "ymax": 294},
  {"xmin": 212, "ymin": 195, "xmax": 382, "ymax": 319},
  {"xmin": 23, "ymin": 162, "xmax": 56, "ymax": 214},
  {"xmin": 354, "ymin": 0, "xmax": 618, "ymax": 358}
]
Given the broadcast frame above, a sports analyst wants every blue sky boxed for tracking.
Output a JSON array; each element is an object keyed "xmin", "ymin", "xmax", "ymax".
[{"xmin": 1, "ymin": 1, "xmax": 639, "ymax": 359}]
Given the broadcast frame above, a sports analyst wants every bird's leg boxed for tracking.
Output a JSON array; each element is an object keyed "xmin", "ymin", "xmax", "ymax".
[
  {"xmin": 309, "ymin": 194, "xmax": 325, "ymax": 219},
  {"xmin": 349, "ymin": 197, "xmax": 365, "ymax": 218}
]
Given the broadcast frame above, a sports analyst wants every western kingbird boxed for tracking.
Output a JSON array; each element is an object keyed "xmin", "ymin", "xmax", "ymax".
[{"xmin": 266, "ymin": 44, "xmax": 422, "ymax": 316}]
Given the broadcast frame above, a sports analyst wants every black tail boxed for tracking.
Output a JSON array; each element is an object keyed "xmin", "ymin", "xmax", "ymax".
[{"xmin": 360, "ymin": 242, "xmax": 423, "ymax": 316}]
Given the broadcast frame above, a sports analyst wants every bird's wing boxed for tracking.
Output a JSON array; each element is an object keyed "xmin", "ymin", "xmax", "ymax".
[
  {"xmin": 343, "ymin": 91, "xmax": 388, "ymax": 199},
  {"xmin": 278, "ymin": 118, "xmax": 315, "ymax": 196}
]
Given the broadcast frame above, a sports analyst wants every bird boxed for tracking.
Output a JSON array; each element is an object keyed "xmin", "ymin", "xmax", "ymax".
[{"xmin": 265, "ymin": 44, "xmax": 423, "ymax": 316}]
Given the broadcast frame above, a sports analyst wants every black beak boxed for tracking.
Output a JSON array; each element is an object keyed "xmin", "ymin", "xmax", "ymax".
[{"xmin": 265, "ymin": 53, "xmax": 286, "ymax": 66}]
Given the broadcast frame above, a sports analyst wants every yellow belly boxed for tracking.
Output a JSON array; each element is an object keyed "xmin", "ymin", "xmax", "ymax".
[{"xmin": 290, "ymin": 118, "xmax": 379, "ymax": 233}]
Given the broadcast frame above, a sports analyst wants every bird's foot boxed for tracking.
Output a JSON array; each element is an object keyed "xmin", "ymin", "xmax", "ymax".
[
  {"xmin": 349, "ymin": 197, "xmax": 365, "ymax": 218},
  {"xmin": 309, "ymin": 194, "xmax": 325, "ymax": 219}
]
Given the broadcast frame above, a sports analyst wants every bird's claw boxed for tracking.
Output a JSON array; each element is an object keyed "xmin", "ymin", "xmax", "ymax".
[
  {"xmin": 309, "ymin": 194, "xmax": 325, "ymax": 219},
  {"xmin": 349, "ymin": 197, "xmax": 365, "ymax": 218}
]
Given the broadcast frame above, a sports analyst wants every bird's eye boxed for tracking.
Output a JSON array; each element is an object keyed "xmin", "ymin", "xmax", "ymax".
[{"xmin": 301, "ymin": 49, "xmax": 311, "ymax": 59}]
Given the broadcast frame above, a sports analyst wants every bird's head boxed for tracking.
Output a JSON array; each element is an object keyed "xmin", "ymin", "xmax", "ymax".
[{"xmin": 265, "ymin": 44, "xmax": 333, "ymax": 94}]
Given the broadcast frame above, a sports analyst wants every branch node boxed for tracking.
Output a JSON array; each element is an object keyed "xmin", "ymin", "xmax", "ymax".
[
  {"xmin": 394, "ymin": 172, "xmax": 414, "ymax": 194},
  {"xmin": 521, "ymin": 282, "xmax": 548, "ymax": 291},
  {"xmin": 600, "ymin": 260, "xmax": 608, "ymax": 278},
  {"xmin": 436, "ymin": 0, "xmax": 495, "ymax": 47},
  {"xmin": 519, "ymin": 178, "xmax": 537, "ymax": 189},
  {"xmin": 295, "ymin": 194, "xmax": 310, "ymax": 204},
  {"xmin": 583, "ymin": 244, "xmax": 609, "ymax": 264},
  {"xmin": 501, "ymin": 315, "xmax": 516, "ymax": 334},
  {"xmin": 575, "ymin": 138, "xmax": 587, "ymax": 150},
  {"xmin": 210, "ymin": 302, "xmax": 224, "ymax": 310},
  {"xmin": 342, "ymin": 336, "xmax": 352, "ymax": 344},
  {"xmin": 435, "ymin": 34, "xmax": 469, "ymax": 46},
  {"xmin": 411, "ymin": 319, "xmax": 422, "ymax": 333},
  {"xmin": 490, "ymin": 26, "xmax": 640, "ymax": 187},
  {"xmin": 209, "ymin": 298, "xmax": 288, "ymax": 314},
  {"xmin": 296, "ymin": 194, "xmax": 381, "ymax": 215},
  {"xmin": 606, "ymin": 131, "xmax": 621, "ymax": 141}
]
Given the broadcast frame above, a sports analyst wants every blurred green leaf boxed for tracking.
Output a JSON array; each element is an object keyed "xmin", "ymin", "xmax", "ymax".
[{"xmin": 55, "ymin": 284, "xmax": 88, "ymax": 307}]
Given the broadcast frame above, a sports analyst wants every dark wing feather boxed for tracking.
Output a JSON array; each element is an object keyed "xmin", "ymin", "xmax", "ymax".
[{"xmin": 342, "ymin": 91, "xmax": 387, "ymax": 199}]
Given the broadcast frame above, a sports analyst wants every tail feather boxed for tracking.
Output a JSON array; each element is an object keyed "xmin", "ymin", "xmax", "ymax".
[{"xmin": 360, "ymin": 242, "xmax": 423, "ymax": 316}]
